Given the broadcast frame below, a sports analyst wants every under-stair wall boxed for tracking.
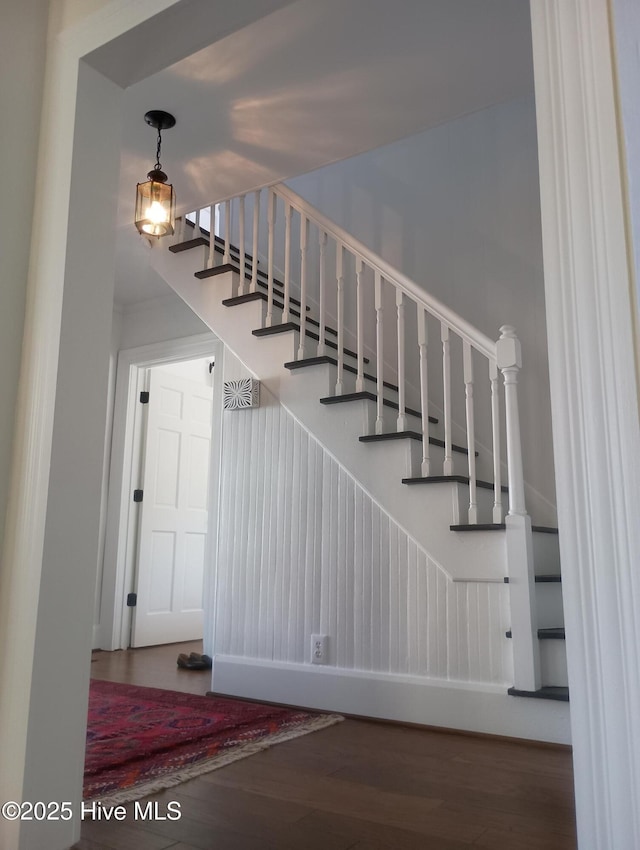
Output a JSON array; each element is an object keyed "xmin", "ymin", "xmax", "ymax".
[{"xmin": 212, "ymin": 348, "xmax": 569, "ymax": 743}]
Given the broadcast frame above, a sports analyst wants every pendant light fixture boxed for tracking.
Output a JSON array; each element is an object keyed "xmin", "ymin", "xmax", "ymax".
[{"xmin": 135, "ymin": 110, "xmax": 176, "ymax": 238}]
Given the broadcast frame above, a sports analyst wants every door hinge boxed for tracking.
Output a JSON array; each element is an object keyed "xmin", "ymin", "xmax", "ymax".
[
  {"xmin": 126, "ymin": 592, "xmax": 137, "ymax": 607},
  {"xmin": 133, "ymin": 489, "xmax": 144, "ymax": 502},
  {"xmin": 140, "ymin": 391, "xmax": 150, "ymax": 404}
]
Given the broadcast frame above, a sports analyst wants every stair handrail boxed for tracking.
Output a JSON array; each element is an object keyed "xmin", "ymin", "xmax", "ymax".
[{"xmin": 274, "ymin": 184, "xmax": 497, "ymax": 361}]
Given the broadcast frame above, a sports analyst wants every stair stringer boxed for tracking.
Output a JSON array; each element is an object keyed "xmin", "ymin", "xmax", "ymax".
[{"xmin": 153, "ymin": 244, "xmax": 506, "ymax": 583}]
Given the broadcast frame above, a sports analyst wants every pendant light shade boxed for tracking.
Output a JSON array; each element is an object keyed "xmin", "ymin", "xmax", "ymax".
[{"xmin": 135, "ymin": 111, "xmax": 176, "ymax": 238}]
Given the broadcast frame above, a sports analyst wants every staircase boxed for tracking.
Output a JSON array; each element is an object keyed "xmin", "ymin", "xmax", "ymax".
[{"xmin": 150, "ymin": 184, "xmax": 568, "ymax": 713}]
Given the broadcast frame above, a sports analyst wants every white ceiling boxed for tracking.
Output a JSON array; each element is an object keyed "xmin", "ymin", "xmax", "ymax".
[{"xmin": 114, "ymin": 0, "xmax": 535, "ymax": 306}]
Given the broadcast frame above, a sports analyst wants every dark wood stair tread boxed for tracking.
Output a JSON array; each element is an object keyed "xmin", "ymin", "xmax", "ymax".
[
  {"xmin": 538, "ymin": 627, "xmax": 566, "ymax": 639},
  {"xmin": 169, "ymin": 236, "xmax": 209, "ymax": 253},
  {"xmin": 222, "ymin": 292, "xmax": 309, "ymax": 314},
  {"xmin": 450, "ymin": 523, "xmax": 505, "ymax": 531},
  {"xmin": 508, "ymin": 686, "xmax": 569, "ymax": 702},
  {"xmin": 505, "ymin": 628, "xmax": 565, "ymax": 639},
  {"xmin": 504, "ymin": 574, "xmax": 562, "ymax": 583},
  {"xmin": 531, "ymin": 526, "xmax": 559, "ymax": 534},
  {"xmin": 320, "ymin": 393, "xmax": 437, "ymax": 424},
  {"xmin": 403, "ymin": 475, "xmax": 507, "ymax": 493},
  {"xmin": 285, "ymin": 356, "xmax": 399, "ymax": 393},
  {"xmin": 360, "ymin": 432, "xmax": 474, "ymax": 456},
  {"xmin": 253, "ymin": 324, "xmax": 368, "ymax": 363}
]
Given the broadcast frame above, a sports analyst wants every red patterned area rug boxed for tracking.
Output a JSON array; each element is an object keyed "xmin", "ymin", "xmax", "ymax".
[{"xmin": 85, "ymin": 679, "xmax": 342, "ymax": 805}]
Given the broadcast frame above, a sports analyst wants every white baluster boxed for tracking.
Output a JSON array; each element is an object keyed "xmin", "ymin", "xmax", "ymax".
[
  {"xmin": 251, "ymin": 190, "xmax": 260, "ymax": 294},
  {"xmin": 396, "ymin": 289, "xmax": 407, "ymax": 432},
  {"xmin": 283, "ymin": 202, "xmax": 292, "ymax": 323},
  {"xmin": 266, "ymin": 189, "xmax": 276, "ymax": 328},
  {"xmin": 317, "ymin": 232, "xmax": 327, "ymax": 356},
  {"xmin": 355, "ymin": 258, "xmax": 365, "ymax": 392},
  {"xmin": 238, "ymin": 194, "xmax": 246, "ymax": 293},
  {"xmin": 207, "ymin": 204, "xmax": 216, "ymax": 269},
  {"xmin": 441, "ymin": 323, "xmax": 454, "ymax": 475},
  {"xmin": 490, "ymin": 359, "xmax": 503, "ymax": 523},
  {"xmin": 224, "ymin": 199, "xmax": 231, "ymax": 265},
  {"xmin": 193, "ymin": 208, "xmax": 201, "ymax": 241},
  {"xmin": 297, "ymin": 215, "xmax": 309, "ymax": 360},
  {"xmin": 417, "ymin": 306, "xmax": 430, "ymax": 475},
  {"xmin": 463, "ymin": 341, "xmax": 478, "ymax": 524},
  {"xmin": 335, "ymin": 244, "xmax": 345, "ymax": 395},
  {"xmin": 497, "ymin": 325, "xmax": 527, "ymax": 515},
  {"xmin": 375, "ymin": 272, "xmax": 385, "ymax": 435}
]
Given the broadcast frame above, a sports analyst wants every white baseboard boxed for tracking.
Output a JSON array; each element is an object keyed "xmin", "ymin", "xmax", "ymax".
[{"xmin": 212, "ymin": 655, "xmax": 571, "ymax": 745}]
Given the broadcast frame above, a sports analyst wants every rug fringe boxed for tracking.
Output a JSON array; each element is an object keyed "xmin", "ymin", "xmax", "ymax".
[{"xmin": 87, "ymin": 712, "xmax": 343, "ymax": 807}]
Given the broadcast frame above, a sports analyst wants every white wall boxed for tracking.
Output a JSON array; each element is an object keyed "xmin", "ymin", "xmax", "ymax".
[
  {"xmin": 119, "ymin": 288, "xmax": 211, "ymax": 350},
  {"xmin": 288, "ymin": 96, "xmax": 556, "ymax": 520},
  {"xmin": 0, "ymin": 0, "xmax": 49, "ymax": 555},
  {"xmin": 611, "ymin": 0, "xmax": 640, "ymax": 321}
]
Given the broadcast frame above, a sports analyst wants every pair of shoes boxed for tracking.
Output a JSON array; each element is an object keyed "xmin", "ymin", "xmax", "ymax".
[{"xmin": 176, "ymin": 651, "xmax": 212, "ymax": 670}]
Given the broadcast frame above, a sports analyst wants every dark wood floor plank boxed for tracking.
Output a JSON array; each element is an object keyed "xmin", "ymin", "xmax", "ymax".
[
  {"xmin": 78, "ymin": 818, "xmax": 179, "ymax": 850},
  {"xmin": 296, "ymin": 809, "xmax": 481, "ymax": 849},
  {"xmin": 474, "ymin": 826, "xmax": 577, "ymax": 850}
]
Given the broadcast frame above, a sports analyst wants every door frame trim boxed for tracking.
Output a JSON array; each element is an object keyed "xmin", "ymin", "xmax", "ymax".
[{"xmin": 98, "ymin": 332, "xmax": 224, "ymax": 651}]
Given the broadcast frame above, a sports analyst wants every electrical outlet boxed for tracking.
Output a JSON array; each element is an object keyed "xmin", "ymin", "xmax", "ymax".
[{"xmin": 311, "ymin": 634, "xmax": 329, "ymax": 665}]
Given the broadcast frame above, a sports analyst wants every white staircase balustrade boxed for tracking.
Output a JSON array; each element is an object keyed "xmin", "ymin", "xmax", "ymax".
[
  {"xmin": 172, "ymin": 183, "xmax": 552, "ymax": 696},
  {"xmin": 179, "ymin": 183, "xmax": 528, "ymax": 530}
]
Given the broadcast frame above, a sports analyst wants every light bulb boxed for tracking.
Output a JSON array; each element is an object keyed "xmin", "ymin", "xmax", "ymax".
[{"xmin": 145, "ymin": 201, "xmax": 168, "ymax": 224}]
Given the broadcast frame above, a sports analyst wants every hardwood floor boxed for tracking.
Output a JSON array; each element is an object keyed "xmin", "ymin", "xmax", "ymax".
[{"xmin": 76, "ymin": 644, "xmax": 577, "ymax": 850}]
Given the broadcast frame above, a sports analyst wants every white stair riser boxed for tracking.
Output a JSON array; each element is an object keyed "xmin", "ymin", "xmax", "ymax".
[
  {"xmin": 532, "ymin": 532, "xmax": 561, "ymax": 575},
  {"xmin": 539, "ymin": 639, "xmax": 568, "ymax": 687},
  {"xmin": 535, "ymin": 582, "xmax": 565, "ymax": 629}
]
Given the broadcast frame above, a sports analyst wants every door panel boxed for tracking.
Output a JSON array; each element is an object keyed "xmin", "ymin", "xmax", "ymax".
[{"xmin": 131, "ymin": 368, "xmax": 213, "ymax": 646}]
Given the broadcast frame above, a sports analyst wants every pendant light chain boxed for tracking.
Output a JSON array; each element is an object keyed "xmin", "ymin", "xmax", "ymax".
[{"xmin": 155, "ymin": 127, "xmax": 163, "ymax": 171}]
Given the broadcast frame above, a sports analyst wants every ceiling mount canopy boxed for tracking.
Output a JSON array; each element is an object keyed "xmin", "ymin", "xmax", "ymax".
[{"xmin": 135, "ymin": 110, "xmax": 176, "ymax": 238}]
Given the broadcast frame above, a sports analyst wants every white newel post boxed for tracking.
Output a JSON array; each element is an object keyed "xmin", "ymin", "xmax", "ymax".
[
  {"xmin": 496, "ymin": 324, "xmax": 539, "ymax": 693},
  {"xmin": 496, "ymin": 325, "xmax": 526, "ymax": 517}
]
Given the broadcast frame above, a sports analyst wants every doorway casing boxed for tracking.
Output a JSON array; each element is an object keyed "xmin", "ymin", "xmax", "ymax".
[{"xmin": 99, "ymin": 333, "xmax": 224, "ymax": 653}]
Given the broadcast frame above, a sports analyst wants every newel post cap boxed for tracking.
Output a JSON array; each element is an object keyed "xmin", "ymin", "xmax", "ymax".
[{"xmin": 496, "ymin": 325, "xmax": 522, "ymax": 369}]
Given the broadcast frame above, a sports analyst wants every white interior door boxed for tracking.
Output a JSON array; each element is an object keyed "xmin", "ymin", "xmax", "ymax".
[{"xmin": 131, "ymin": 368, "xmax": 213, "ymax": 646}]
